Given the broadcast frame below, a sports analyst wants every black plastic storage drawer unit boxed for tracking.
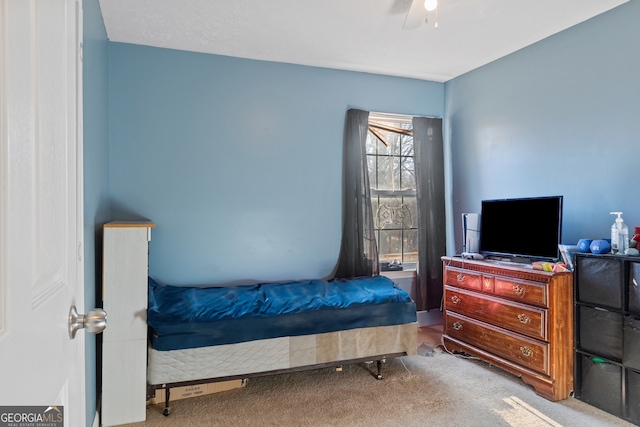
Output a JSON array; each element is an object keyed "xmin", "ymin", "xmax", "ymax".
[{"xmin": 574, "ymin": 253, "xmax": 640, "ymax": 425}]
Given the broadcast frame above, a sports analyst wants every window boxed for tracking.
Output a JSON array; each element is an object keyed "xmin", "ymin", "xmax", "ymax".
[{"xmin": 366, "ymin": 113, "xmax": 417, "ymax": 270}]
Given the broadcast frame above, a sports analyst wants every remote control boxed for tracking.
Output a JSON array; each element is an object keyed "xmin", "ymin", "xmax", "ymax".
[{"xmin": 461, "ymin": 252, "xmax": 484, "ymax": 260}]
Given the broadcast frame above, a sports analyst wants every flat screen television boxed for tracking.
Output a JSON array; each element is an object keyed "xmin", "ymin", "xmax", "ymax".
[{"xmin": 479, "ymin": 196, "xmax": 563, "ymax": 262}]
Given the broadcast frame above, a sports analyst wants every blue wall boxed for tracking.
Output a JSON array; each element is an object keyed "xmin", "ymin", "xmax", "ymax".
[
  {"xmin": 108, "ymin": 44, "xmax": 444, "ymax": 285},
  {"xmin": 83, "ymin": 0, "xmax": 110, "ymax": 425},
  {"xmin": 444, "ymin": 1, "xmax": 640, "ymax": 252},
  {"xmin": 84, "ymin": 2, "xmax": 638, "ymax": 423}
]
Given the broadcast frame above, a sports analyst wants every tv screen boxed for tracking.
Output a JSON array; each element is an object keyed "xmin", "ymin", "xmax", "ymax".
[{"xmin": 479, "ymin": 196, "xmax": 563, "ymax": 261}]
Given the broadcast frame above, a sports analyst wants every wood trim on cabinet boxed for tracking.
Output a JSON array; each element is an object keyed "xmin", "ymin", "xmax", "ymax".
[{"xmin": 104, "ymin": 221, "xmax": 156, "ymax": 228}]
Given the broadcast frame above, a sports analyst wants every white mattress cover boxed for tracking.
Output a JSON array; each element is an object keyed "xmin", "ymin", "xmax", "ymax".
[{"xmin": 148, "ymin": 323, "xmax": 417, "ymax": 385}]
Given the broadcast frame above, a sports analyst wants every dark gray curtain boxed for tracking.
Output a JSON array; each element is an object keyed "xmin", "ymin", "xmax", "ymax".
[
  {"xmin": 413, "ymin": 117, "xmax": 446, "ymax": 311},
  {"xmin": 335, "ymin": 109, "xmax": 379, "ymax": 278}
]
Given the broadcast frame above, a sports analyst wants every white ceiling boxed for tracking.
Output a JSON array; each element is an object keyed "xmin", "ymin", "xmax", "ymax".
[{"xmin": 98, "ymin": 0, "xmax": 628, "ymax": 82}]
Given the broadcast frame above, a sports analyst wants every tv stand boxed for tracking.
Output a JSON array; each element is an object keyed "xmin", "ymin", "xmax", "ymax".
[{"xmin": 441, "ymin": 256, "xmax": 574, "ymax": 401}]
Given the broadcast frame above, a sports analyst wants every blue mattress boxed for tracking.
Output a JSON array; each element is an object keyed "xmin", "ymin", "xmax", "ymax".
[{"xmin": 148, "ymin": 275, "xmax": 417, "ymax": 351}]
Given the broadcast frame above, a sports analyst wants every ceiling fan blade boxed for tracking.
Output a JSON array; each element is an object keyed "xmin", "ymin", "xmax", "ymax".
[{"xmin": 403, "ymin": 0, "xmax": 426, "ymax": 30}]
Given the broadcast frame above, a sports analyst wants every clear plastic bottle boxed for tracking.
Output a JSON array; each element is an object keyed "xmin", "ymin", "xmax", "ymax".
[{"xmin": 610, "ymin": 212, "xmax": 629, "ymax": 254}]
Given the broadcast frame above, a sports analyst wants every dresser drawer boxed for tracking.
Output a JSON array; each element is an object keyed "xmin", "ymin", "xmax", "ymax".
[
  {"xmin": 445, "ymin": 311, "xmax": 549, "ymax": 375},
  {"xmin": 444, "ymin": 267, "xmax": 482, "ymax": 291},
  {"xmin": 444, "ymin": 286, "xmax": 547, "ymax": 341},
  {"xmin": 493, "ymin": 277, "xmax": 548, "ymax": 308}
]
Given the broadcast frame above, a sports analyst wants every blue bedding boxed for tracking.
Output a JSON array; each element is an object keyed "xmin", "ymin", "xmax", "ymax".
[{"xmin": 148, "ymin": 275, "xmax": 417, "ymax": 351}]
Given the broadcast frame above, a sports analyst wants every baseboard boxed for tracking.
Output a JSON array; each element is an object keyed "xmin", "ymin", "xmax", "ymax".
[{"xmin": 417, "ymin": 309, "xmax": 442, "ymax": 327}]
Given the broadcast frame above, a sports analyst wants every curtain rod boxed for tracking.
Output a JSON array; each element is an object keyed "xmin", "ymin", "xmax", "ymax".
[{"xmin": 369, "ymin": 111, "xmax": 436, "ymax": 124}]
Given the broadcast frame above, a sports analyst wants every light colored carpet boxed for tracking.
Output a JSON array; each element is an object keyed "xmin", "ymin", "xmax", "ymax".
[{"xmin": 127, "ymin": 346, "xmax": 633, "ymax": 426}]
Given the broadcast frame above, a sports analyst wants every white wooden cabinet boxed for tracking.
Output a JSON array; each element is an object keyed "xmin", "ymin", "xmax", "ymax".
[{"xmin": 101, "ymin": 221, "xmax": 155, "ymax": 426}]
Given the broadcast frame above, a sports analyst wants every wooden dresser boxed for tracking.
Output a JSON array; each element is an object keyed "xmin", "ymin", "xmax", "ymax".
[{"xmin": 441, "ymin": 256, "xmax": 574, "ymax": 401}]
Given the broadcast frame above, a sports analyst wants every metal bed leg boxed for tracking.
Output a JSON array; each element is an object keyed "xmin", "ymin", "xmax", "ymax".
[
  {"xmin": 163, "ymin": 387, "xmax": 171, "ymax": 416},
  {"xmin": 376, "ymin": 360, "xmax": 383, "ymax": 380}
]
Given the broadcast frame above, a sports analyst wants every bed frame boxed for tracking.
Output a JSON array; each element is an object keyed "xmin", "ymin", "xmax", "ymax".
[
  {"xmin": 100, "ymin": 222, "xmax": 417, "ymax": 426},
  {"xmin": 145, "ymin": 276, "xmax": 418, "ymax": 416},
  {"xmin": 147, "ymin": 322, "xmax": 417, "ymax": 416}
]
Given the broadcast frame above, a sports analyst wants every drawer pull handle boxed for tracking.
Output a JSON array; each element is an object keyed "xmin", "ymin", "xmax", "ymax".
[
  {"xmin": 452, "ymin": 322, "xmax": 463, "ymax": 331},
  {"xmin": 451, "ymin": 295, "xmax": 461, "ymax": 304},
  {"xmin": 513, "ymin": 285, "xmax": 525, "ymax": 296},
  {"xmin": 517, "ymin": 314, "xmax": 531, "ymax": 324},
  {"xmin": 457, "ymin": 274, "xmax": 466, "ymax": 283},
  {"xmin": 520, "ymin": 346, "xmax": 533, "ymax": 357}
]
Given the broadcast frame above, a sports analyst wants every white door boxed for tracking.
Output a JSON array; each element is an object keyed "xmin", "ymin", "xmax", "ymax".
[{"xmin": 0, "ymin": 1, "xmax": 86, "ymax": 426}]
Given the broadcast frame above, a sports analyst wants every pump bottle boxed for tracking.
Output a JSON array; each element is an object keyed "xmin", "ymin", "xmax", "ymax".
[{"xmin": 610, "ymin": 212, "xmax": 629, "ymax": 254}]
